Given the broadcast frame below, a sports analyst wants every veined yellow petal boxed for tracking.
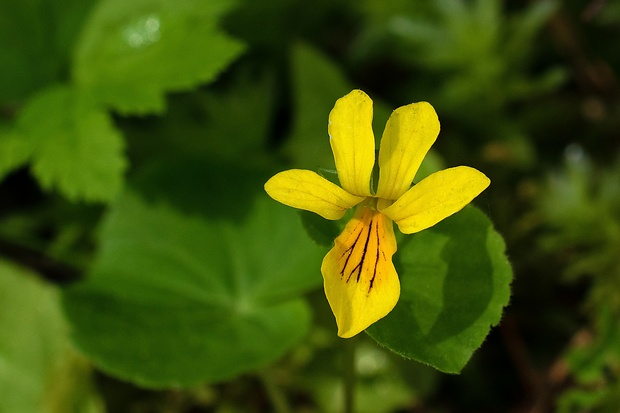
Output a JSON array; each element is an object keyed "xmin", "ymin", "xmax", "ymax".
[
  {"xmin": 265, "ymin": 169, "xmax": 364, "ymax": 220},
  {"xmin": 381, "ymin": 166, "xmax": 490, "ymax": 234},
  {"xmin": 376, "ymin": 102, "xmax": 440, "ymax": 200},
  {"xmin": 321, "ymin": 206, "xmax": 400, "ymax": 338},
  {"xmin": 328, "ymin": 90, "xmax": 375, "ymax": 197}
]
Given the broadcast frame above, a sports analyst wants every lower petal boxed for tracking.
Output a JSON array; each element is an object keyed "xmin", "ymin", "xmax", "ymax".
[{"xmin": 321, "ymin": 206, "xmax": 400, "ymax": 338}]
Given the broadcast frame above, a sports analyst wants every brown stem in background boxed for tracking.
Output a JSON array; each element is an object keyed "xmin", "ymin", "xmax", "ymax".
[
  {"xmin": 501, "ymin": 314, "xmax": 597, "ymax": 413},
  {"xmin": 501, "ymin": 317, "xmax": 551, "ymax": 413},
  {"xmin": 546, "ymin": 4, "xmax": 617, "ymax": 97},
  {"xmin": 581, "ymin": 0, "xmax": 606, "ymax": 22}
]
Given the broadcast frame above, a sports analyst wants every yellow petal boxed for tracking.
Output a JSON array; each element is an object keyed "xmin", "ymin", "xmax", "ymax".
[
  {"xmin": 381, "ymin": 166, "xmax": 490, "ymax": 234},
  {"xmin": 328, "ymin": 90, "xmax": 375, "ymax": 197},
  {"xmin": 321, "ymin": 206, "xmax": 400, "ymax": 338},
  {"xmin": 265, "ymin": 169, "xmax": 364, "ymax": 220},
  {"xmin": 376, "ymin": 102, "xmax": 440, "ymax": 200}
]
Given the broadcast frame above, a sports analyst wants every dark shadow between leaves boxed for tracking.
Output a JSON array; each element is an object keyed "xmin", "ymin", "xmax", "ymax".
[{"xmin": 131, "ymin": 157, "xmax": 271, "ymax": 222}]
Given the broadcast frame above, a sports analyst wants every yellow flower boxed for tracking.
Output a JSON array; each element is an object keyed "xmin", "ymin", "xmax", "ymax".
[{"xmin": 264, "ymin": 90, "xmax": 490, "ymax": 338}]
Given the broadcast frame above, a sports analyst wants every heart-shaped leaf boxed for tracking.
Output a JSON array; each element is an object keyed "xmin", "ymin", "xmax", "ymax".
[
  {"xmin": 367, "ymin": 206, "xmax": 512, "ymax": 373},
  {"xmin": 63, "ymin": 167, "xmax": 324, "ymax": 387}
]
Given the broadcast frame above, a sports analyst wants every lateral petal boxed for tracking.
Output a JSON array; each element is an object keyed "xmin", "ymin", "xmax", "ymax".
[
  {"xmin": 328, "ymin": 90, "xmax": 375, "ymax": 197},
  {"xmin": 264, "ymin": 169, "xmax": 364, "ymax": 220},
  {"xmin": 376, "ymin": 102, "xmax": 440, "ymax": 200},
  {"xmin": 381, "ymin": 166, "xmax": 490, "ymax": 234},
  {"xmin": 321, "ymin": 206, "xmax": 400, "ymax": 338}
]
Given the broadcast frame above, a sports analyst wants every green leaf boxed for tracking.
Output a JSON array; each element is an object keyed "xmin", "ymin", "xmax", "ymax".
[
  {"xmin": 73, "ymin": 0, "xmax": 246, "ymax": 114},
  {"xmin": 0, "ymin": 0, "xmax": 96, "ymax": 104},
  {"xmin": 133, "ymin": 157, "xmax": 270, "ymax": 220},
  {"xmin": 125, "ymin": 67, "xmax": 275, "ymax": 163},
  {"xmin": 367, "ymin": 206, "xmax": 512, "ymax": 373},
  {"xmin": 197, "ymin": 68, "xmax": 275, "ymax": 156},
  {"xmin": 0, "ymin": 260, "xmax": 104, "ymax": 413},
  {"xmin": 556, "ymin": 388, "xmax": 613, "ymax": 413},
  {"xmin": 63, "ymin": 179, "xmax": 325, "ymax": 387},
  {"xmin": 17, "ymin": 84, "xmax": 127, "ymax": 202},
  {"xmin": 286, "ymin": 43, "xmax": 351, "ymax": 170}
]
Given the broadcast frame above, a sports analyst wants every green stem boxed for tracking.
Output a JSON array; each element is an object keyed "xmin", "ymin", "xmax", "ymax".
[
  {"xmin": 259, "ymin": 370, "xmax": 291, "ymax": 413},
  {"xmin": 343, "ymin": 336, "xmax": 358, "ymax": 413}
]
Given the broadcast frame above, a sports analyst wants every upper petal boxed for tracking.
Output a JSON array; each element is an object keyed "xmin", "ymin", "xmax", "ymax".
[
  {"xmin": 376, "ymin": 102, "xmax": 440, "ymax": 200},
  {"xmin": 381, "ymin": 166, "xmax": 490, "ymax": 234},
  {"xmin": 265, "ymin": 169, "xmax": 364, "ymax": 220},
  {"xmin": 328, "ymin": 90, "xmax": 375, "ymax": 197},
  {"xmin": 321, "ymin": 206, "xmax": 400, "ymax": 338}
]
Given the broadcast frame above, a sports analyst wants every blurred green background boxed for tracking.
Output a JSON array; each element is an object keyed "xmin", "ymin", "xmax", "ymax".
[{"xmin": 1, "ymin": 0, "xmax": 620, "ymax": 412}]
